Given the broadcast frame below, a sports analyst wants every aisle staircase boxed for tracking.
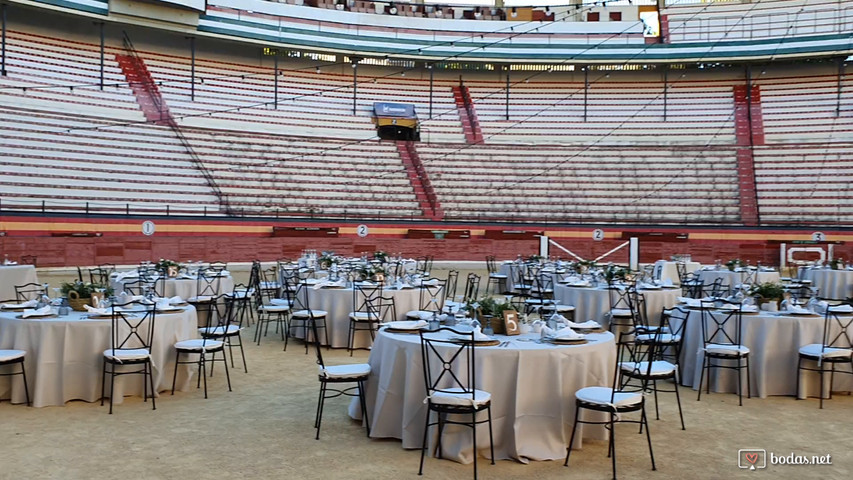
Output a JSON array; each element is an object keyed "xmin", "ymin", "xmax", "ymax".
[
  {"xmin": 396, "ymin": 141, "xmax": 444, "ymax": 220},
  {"xmin": 451, "ymin": 84, "xmax": 484, "ymax": 144},
  {"xmin": 733, "ymin": 84, "xmax": 764, "ymax": 227}
]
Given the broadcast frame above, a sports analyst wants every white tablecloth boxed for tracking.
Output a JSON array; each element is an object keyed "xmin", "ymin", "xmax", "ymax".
[
  {"xmin": 669, "ymin": 308, "xmax": 853, "ymax": 398},
  {"xmin": 652, "ymin": 261, "xmax": 700, "ymax": 286},
  {"xmin": 111, "ymin": 274, "xmax": 235, "ymax": 300},
  {"xmin": 348, "ymin": 328, "xmax": 615, "ymax": 463},
  {"xmin": 800, "ymin": 268, "xmax": 853, "ymax": 300},
  {"xmin": 696, "ymin": 269, "xmax": 780, "ymax": 294},
  {"xmin": 291, "ymin": 286, "xmax": 421, "ymax": 348},
  {"xmin": 553, "ymin": 285, "xmax": 681, "ymax": 327},
  {"xmin": 0, "ymin": 306, "xmax": 198, "ymax": 407},
  {"xmin": 0, "ymin": 265, "xmax": 39, "ymax": 302}
]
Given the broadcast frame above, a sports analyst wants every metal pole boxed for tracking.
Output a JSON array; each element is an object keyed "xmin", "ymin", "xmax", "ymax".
[
  {"xmin": 583, "ymin": 66, "xmax": 589, "ymax": 122},
  {"xmin": 189, "ymin": 37, "xmax": 195, "ymax": 101},
  {"xmin": 352, "ymin": 61, "xmax": 357, "ymax": 115},
  {"xmin": 99, "ymin": 22, "xmax": 104, "ymax": 89},
  {"xmin": 663, "ymin": 65, "xmax": 668, "ymax": 121},
  {"xmin": 746, "ymin": 64, "xmax": 753, "ymax": 147},
  {"xmin": 2, "ymin": 4, "xmax": 8, "ymax": 76},
  {"xmin": 274, "ymin": 55, "xmax": 278, "ymax": 110},
  {"xmin": 837, "ymin": 58, "xmax": 844, "ymax": 118},
  {"xmin": 428, "ymin": 63, "xmax": 433, "ymax": 119},
  {"xmin": 505, "ymin": 67, "xmax": 510, "ymax": 121}
]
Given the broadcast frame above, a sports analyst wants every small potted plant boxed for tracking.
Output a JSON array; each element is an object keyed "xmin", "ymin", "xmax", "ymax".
[
  {"xmin": 748, "ymin": 282, "xmax": 785, "ymax": 310},
  {"xmin": 527, "ymin": 254, "xmax": 544, "ymax": 264},
  {"xmin": 477, "ymin": 296, "xmax": 515, "ymax": 334},
  {"xmin": 603, "ymin": 264, "xmax": 629, "ymax": 286},
  {"xmin": 318, "ymin": 251, "xmax": 337, "ymax": 270},
  {"xmin": 61, "ymin": 281, "xmax": 115, "ymax": 311},
  {"xmin": 373, "ymin": 251, "xmax": 389, "ymax": 263},
  {"xmin": 155, "ymin": 259, "xmax": 182, "ymax": 277},
  {"xmin": 725, "ymin": 258, "xmax": 743, "ymax": 272}
]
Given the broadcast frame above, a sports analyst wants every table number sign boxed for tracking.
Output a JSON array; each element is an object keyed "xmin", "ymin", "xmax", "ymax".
[{"xmin": 503, "ymin": 310, "xmax": 520, "ymax": 336}]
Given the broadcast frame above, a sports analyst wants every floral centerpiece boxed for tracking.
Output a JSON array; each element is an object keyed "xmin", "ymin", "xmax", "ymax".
[
  {"xmin": 527, "ymin": 254, "xmax": 544, "ymax": 263},
  {"xmin": 61, "ymin": 281, "xmax": 114, "ymax": 311},
  {"xmin": 155, "ymin": 259, "xmax": 182, "ymax": 277},
  {"xmin": 748, "ymin": 282, "xmax": 785, "ymax": 309},
  {"xmin": 318, "ymin": 251, "xmax": 338, "ymax": 270},
  {"xmin": 573, "ymin": 260, "xmax": 597, "ymax": 275},
  {"xmin": 603, "ymin": 264, "xmax": 629, "ymax": 286},
  {"xmin": 373, "ymin": 251, "xmax": 389, "ymax": 263},
  {"xmin": 475, "ymin": 296, "xmax": 515, "ymax": 334},
  {"xmin": 828, "ymin": 258, "xmax": 844, "ymax": 270},
  {"xmin": 725, "ymin": 258, "xmax": 744, "ymax": 272},
  {"xmin": 355, "ymin": 263, "xmax": 387, "ymax": 282}
]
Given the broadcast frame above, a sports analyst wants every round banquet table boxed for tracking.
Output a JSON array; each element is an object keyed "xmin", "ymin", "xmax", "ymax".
[
  {"xmin": 668, "ymin": 307, "xmax": 853, "ymax": 398},
  {"xmin": 652, "ymin": 260, "xmax": 700, "ymax": 286},
  {"xmin": 0, "ymin": 306, "xmax": 198, "ymax": 407},
  {"xmin": 799, "ymin": 268, "xmax": 853, "ymax": 300},
  {"xmin": 291, "ymin": 285, "xmax": 421, "ymax": 348},
  {"xmin": 111, "ymin": 273, "xmax": 235, "ymax": 300},
  {"xmin": 553, "ymin": 284, "xmax": 681, "ymax": 327},
  {"xmin": 696, "ymin": 269, "xmax": 780, "ymax": 295},
  {"xmin": 0, "ymin": 265, "xmax": 39, "ymax": 301},
  {"xmin": 348, "ymin": 328, "xmax": 616, "ymax": 464}
]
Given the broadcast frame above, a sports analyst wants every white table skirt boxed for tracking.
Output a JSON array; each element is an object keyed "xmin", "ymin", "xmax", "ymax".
[
  {"xmin": 0, "ymin": 265, "xmax": 39, "ymax": 302},
  {"xmin": 553, "ymin": 285, "xmax": 681, "ymax": 327},
  {"xmin": 669, "ymin": 308, "xmax": 853, "ymax": 398},
  {"xmin": 291, "ymin": 286, "xmax": 421, "ymax": 348},
  {"xmin": 111, "ymin": 274, "xmax": 235, "ymax": 300},
  {"xmin": 800, "ymin": 268, "xmax": 853, "ymax": 300},
  {"xmin": 0, "ymin": 306, "xmax": 198, "ymax": 407},
  {"xmin": 348, "ymin": 329, "xmax": 616, "ymax": 464},
  {"xmin": 652, "ymin": 261, "xmax": 700, "ymax": 286},
  {"xmin": 696, "ymin": 270, "xmax": 780, "ymax": 294}
]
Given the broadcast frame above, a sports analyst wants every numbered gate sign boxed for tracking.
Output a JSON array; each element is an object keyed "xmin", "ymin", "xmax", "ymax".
[
  {"xmin": 357, "ymin": 224, "xmax": 369, "ymax": 238},
  {"xmin": 592, "ymin": 229, "xmax": 605, "ymax": 241}
]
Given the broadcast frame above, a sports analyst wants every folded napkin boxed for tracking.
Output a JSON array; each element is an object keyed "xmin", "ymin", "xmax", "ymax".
[
  {"xmin": 312, "ymin": 281, "xmax": 328, "ymax": 290},
  {"xmin": 155, "ymin": 298, "xmax": 172, "ymax": 309},
  {"xmin": 566, "ymin": 320, "xmax": 601, "ymax": 329},
  {"xmin": 114, "ymin": 271, "xmax": 138, "ymax": 281},
  {"xmin": 2, "ymin": 299, "xmax": 37, "ymax": 309},
  {"xmin": 553, "ymin": 326, "xmax": 585, "ymax": 340},
  {"xmin": 563, "ymin": 275, "xmax": 581, "ymax": 283},
  {"xmin": 661, "ymin": 278, "xmax": 674, "ymax": 286},
  {"xmin": 678, "ymin": 297, "xmax": 701, "ymax": 308},
  {"xmin": 828, "ymin": 304, "xmax": 853, "ymax": 313},
  {"xmin": 383, "ymin": 320, "xmax": 427, "ymax": 330},
  {"xmin": 742, "ymin": 305, "xmax": 759, "ymax": 313},
  {"xmin": 166, "ymin": 296, "xmax": 183, "ymax": 304},
  {"xmin": 570, "ymin": 280, "xmax": 591, "ymax": 287},
  {"xmin": 786, "ymin": 305, "xmax": 811, "ymax": 314},
  {"xmin": 639, "ymin": 283, "xmax": 661, "ymax": 290},
  {"xmin": 22, "ymin": 305, "xmax": 53, "ymax": 318},
  {"xmin": 2, "ymin": 260, "xmax": 18, "ymax": 265},
  {"xmin": 84, "ymin": 304, "xmax": 110, "ymax": 315},
  {"xmin": 471, "ymin": 326, "xmax": 491, "ymax": 341}
]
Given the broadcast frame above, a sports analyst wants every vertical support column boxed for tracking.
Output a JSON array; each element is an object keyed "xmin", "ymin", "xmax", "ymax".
[
  {"xmin": 505, "ymin": 66, "xmax": 510, "ymax": 121},
  {"xmin": 663, "ymin": 65, "xmax": 668, "ymax": 121},
  {"xmin": 539, "ymin": 235, "xmax": 549, "ymax": 258},
  {"xmin": 428, "ymin": 63, "xmax": 433, "ymax": 119},
  {"xmin": 745, "ymin": 64, "xmax": 753, "ymax": 146},
  {"xmin": 779, "ymin": 243, "xmax": 786, "ymax": 271},
  {"xmin": 583, "ymin": 65, "xmax": 589, "ymax": 122},
  {"xmin": 837, "ymin": 58, "xmax": 845, "ymax": 118},
  {"xmin": 1, "ymin": 4, "xmax": 6, "ymax": 76},
  {"xmin": 188, "ymin": 37, "xmax": 196, "ymax": 101},
  {"xmin": 98, "ymin": 22, "xmax": 104, "ymax": 89},
  {"xmin": 351, "ymin": 59, "xmax": 358, "ymax": 115},
  {"xmin": 629, "ymin": 237, "xmax": 640, "ymax": 271},
  {"xmin": 273, "ymin": 54, "xmax": 278, "ymax": 110}
]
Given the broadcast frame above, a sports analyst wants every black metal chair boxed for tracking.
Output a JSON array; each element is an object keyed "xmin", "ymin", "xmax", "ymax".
[
  {"xmin": 201, "ymin": 285, "xmax": 251, "ymax": 373},
  {"xmin": 172, "ymin": 294, "xmax": 232, "ymax": 399},
  {"xmin": 253, "ymin": 273, "xmax": 290, "ymax": 347},
  {"xmin": 14, "ymin": 283, "xmax": 46, "ymax": 303},
  {"xmin": 565, "ymin": 330, "xmax": 657, "ymax": 480},
  {"xmin": 796, "ymin": 306, "xmax": 853, "ymax": 408},
  {"xmin": 101, "ymin": 299, "xmax": 157, "ymax": 414},
  {"xmin": 406, "ymin": 280, "xmax": 446, "ymax": 320},
  {"xmin": 19, "ymin": 255, "xmax": 37, "ymax": 266},
  {"xmin": 89, "ymin": 264, "xmax": 115, "ymax": 285},
  {"xmin": 484, "ymin": 255, "xmax": 507, "ymax": 295},
  {"xmin": 347, "ymin": 283, "xmax": 384, "ymax": 356},
  {"xmin": 287, "ymin": 279, "xmax": 329, "ymax": 354},
  {"xmin": 188, "ymin": 270, "xmax": 221, "ymax": 329},
  {"xmin": 0, "ymin": 349, "xmax": 30, "ymax": 406},
  {"xmin": 418, "ymin": 326, "xmax": 494, "ymax": 479},
  {"xmin": 697, "ymin": 299, "xmax": 751, "ymax": 406},
  {"xmin": 310, "ymin": 315, "xmax": 370, "ymax": 440},
  {"xmin": 607, "ymin": 286, "xmax": 635, "ymax": 333}
]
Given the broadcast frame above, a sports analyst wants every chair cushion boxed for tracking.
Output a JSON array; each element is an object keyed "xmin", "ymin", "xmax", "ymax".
[
  {"xmin": 636, "ymin": 333, "xmax": 681, "ymax": 344},
  {"xmin": 620, "ymin": 360, "xmax": 677, "ymax": 378},
  {"xmin": 269, "ymin": 299, "xmax": 290, "ymax": 307},
  {"xmin": 798, "ymin": 343, "xmax": 853, "ymax": 359},
  {"xmin": 175, "ymin": 339, "xmax": 224, "ymax": 351},
  {"xmin": 291, "ymin": 309, "xmax": 327, "ymax": 318},
  {"xmin": 187, "ymin": 295, "xmax": 214, "ymax": 303},
  {"xmin": 553, "ymin": 304, "xmax": 575, "ymax": 312},
  {"xmin": 199, "ymin": 325, "xmax": 240, "ymax": 336},
  {"xmin": 429, "ymin": 387, "xmax": 491, "ymax": 407},
  {"xmin": 103, "ymin": 348, "xmax": 151, "ymax": 361},
  {"xmin": 489, "ymin": 274, "xmax": 507, "ymax": 279},
  {"xmin": 704, "ymin": 343, "xmax": 750, "ymax": 356},
  {"xmin": 320, "ymin": 363, "xmax": 371, "ymax": 379},
  {"xmin": 0, "ymin": 349, "xmax": 26, "ymax": 362},
  {"xmin": 610, "ymin": 308, "xmax": 633, "ymax": 317},
  {"xmin": 260, "ymin": 304, "xmax": 290, "ymax": 312},
  {"xmin": 348, "ymin": 312, "xmax": 380, "ymax": 321},
  {"xmin": 575, "ymin": 386, "xmax": 642, "ymax": 408}
]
